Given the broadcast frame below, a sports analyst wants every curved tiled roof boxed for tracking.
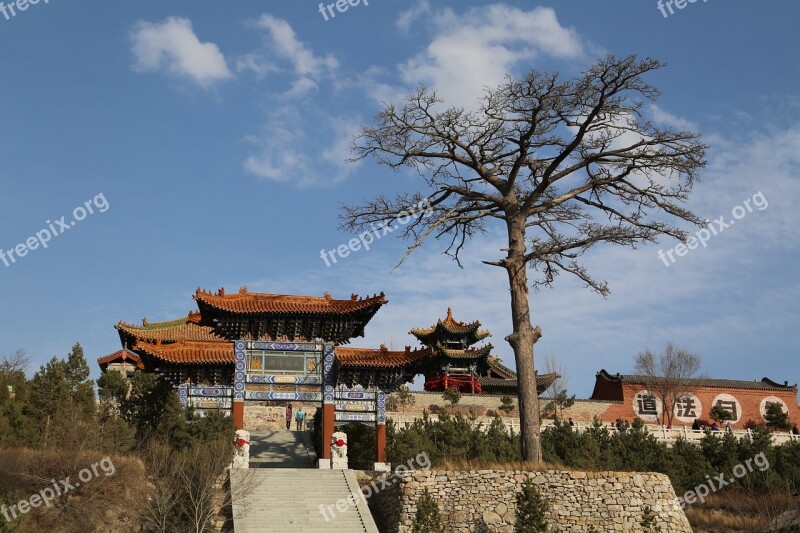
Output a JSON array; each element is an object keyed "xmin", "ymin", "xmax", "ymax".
[
  {"xmin": 97, "ymin": 349, "xmax": 144, "ymax": 369},
  {"xmin": 410, "ymin": 308, "xmax": 491, "ymax": 339},
  {"xmin": 437, "ymin": 345, "xmax": 494, "ymax": 359},
  {"xmin": 477, "ymin": 372, "xmax": 559, "ymax": 390},
  {"xmin": 595, "ymin": 369, "xmax": 798, "ymax": 392},
  {"xmin": 133, "ymin": 340, "xmax": 234, "ymax": 365},
  {"xmin": 116, "ymin": 316, "xmax": 224, "ymax": 343},
  {"xmin": 336, "ymin": 345, "xmax": 432, "ymax": 368},
  {"xmin": 194, "ymin": 287, "xmax": 387, "ymax": 315}
]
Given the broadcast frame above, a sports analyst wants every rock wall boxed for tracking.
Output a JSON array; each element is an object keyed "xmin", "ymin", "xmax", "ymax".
[
  {"xmin": 371, "ymin": 469, "xmax": 691, "ymax": 533},
  {"xmin": 243, "ymin": 402, "xmax": 319, "ymax": 431}
]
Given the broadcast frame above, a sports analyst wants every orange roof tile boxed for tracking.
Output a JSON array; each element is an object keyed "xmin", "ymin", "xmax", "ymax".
[
  {"xmin": 133, "ymin": 340, "xmax": 234, "ymax": 365},
  {"xmin": 116, "ymin": 317, "xmax": 224, "ymax": 343},
  {"xmin": 410, "ymin": 307, "xmax": 491, "ymax": 338},
  {"xmin": 336, "ymin": 345, "xmax": 432, "ymax": 368},
  {"xmin": 194, "ymin": 286, "xmax": 387, "ymax": 315},
  {"xmin": 97, "ymin": 349, "xmax": 144, "ymax": 369}
]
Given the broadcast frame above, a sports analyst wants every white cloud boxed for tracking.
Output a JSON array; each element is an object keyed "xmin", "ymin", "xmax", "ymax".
[
  {"xmin": 399, "ymin": 5, "xmax": 584, "ymax": 109},
  {"xmin": 130, "ymin": 17, "xmax": 233, "ymax": 88},
  {"xmin": 396, "ymin": 0, "xmax": 430, "ymax": 32},
  {"xmin": 252, "ymin": 14, "xmax": 337, "ymax": 97},
  {"xmin": 244, "ymin": 105, "xmax": 360, "ymax": 187},
  {"xmin": 650, "ymin": 104, "xmax": 699, "ymax": 132},
  {"xmin": 235, "ymin": 53, "xmax": 276, "ymax": 80}
]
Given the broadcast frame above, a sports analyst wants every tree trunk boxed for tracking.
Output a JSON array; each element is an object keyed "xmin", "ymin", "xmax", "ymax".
[{"xmin": 504, "ymin": 214, "xmax": 543, "ymax": 463}]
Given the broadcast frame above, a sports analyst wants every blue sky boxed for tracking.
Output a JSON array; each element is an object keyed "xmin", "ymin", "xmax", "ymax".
[{"xmin": 1, "ymin": 0, "xmax": 798, "ymax": 399}]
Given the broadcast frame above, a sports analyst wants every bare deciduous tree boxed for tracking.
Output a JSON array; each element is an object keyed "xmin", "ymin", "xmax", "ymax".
[
  {"xmin": 634, "ymin": 343, "xmax": 702, "ymax": 426},
  {"xmin": 140, "ymin": 439, "xmax": 257, "ymax": 533},
  {"xmin": 541, "ymin": 354, "xmax": 574, "ymax": 420},
  {"xmin": 342, "ymin": 54, "xmax": 706, "ymax": 461},
  {"xmin": 0, "ymin": 349, "xmax": 30, "ymax": 376}
]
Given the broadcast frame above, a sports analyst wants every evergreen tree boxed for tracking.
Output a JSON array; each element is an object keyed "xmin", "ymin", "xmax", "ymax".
[
  {"xmin": 119, "ymin": 372, "xmax": 183, "ymax": 441},
  {"xmin": 411, "ymin": 488, "xmax": 444, "ymax": 533},
  {"xmin": 499, "ymin": 395, "xmax": 515, "ymax": 415},
  {"xmin": 709, "ymin": 404, "xmax": 734, "ymax": 423},
  {"xmin": 515, "ymin": 478, "xmax": 549, "ymax": 533},
  {"xmin": 97, "ymin": 369, "xmax": 129, "ymax": 404},
  {"xmin": 763, "ymin": 402, "xmax": 791, "ymax": 430},
  {"xmin": 65, "ymin": 343, "xmax": 96, "ymax": 416},
  {"xmin": 442, "ymin": 387, "xmax": 461, "ymax": 411},
  {"xmin": 397, "ymin": 384, "xmax": 415, "ymax": 411}
]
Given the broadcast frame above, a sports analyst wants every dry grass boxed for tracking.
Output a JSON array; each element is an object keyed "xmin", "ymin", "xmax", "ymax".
[
  {"xmin": 685, "ymin": 506, "xmax": 754, "ymax": 532},
  {"xmin": 0, "ymin": 447, "xmax": 148, "ymax": 533},
  {"xmin": 684, "ymin": 490, "xmax": 799, "ymax": 533},
  {"xmin": 432, "ymin": 457, "xmax": 645, "ymax": 473}
]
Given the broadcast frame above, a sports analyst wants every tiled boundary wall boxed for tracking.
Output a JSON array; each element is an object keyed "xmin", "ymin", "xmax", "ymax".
[
  {"xmin": 391, "ymin": 391, "xmax": 618, "ymax": 423},
  {"xmin": 370, "ymin": 469, "xmax": 691, "ymax": 533}
]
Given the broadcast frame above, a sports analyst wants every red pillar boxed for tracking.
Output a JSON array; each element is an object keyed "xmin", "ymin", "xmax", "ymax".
[
  {"xmin": 376, "ymin": 423, "xmax": 387, "ymax": 463},
  {"xmin": 232, "ymin": 399, "xmax": 244, "ymax": 430},
  {"xmin": 322, "ymin": 403, "xmax": 335, "ymax": 459}
]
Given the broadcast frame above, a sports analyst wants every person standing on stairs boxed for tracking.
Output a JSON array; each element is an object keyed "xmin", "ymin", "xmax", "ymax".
[{"xmin": 285, "ymin": 403, "xmax": 293, "ymax": 431}]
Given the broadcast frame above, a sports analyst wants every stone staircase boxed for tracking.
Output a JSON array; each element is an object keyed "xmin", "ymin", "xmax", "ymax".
[{"xmin": 231, "ymin": 430, "xmax": 379, "ymax": 533}]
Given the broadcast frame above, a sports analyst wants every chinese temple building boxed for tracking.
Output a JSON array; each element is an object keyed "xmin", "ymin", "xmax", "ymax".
[
  {"xmin": 410, "ymin": 308, "xmax": 558, "ymax": 395},
  {"xmin": 411, "ymin": 308, "xmax": 493, "ymax": 393},
  {"xmin": 591, "ymin": 369, "xmax": 800, "ymax": 429}
]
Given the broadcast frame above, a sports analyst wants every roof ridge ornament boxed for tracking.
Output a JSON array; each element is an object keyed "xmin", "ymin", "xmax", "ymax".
[
  {"xmin": 324, "ymin": 291, "xmax": 333, "ymax": 300},
  {"xmin": 239, "ymin": 285, "xmax": 248, "ymax": 294}
]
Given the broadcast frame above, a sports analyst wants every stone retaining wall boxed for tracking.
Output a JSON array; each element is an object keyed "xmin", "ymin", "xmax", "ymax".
[{"xmin": 371, "ymin": 469, "xmax": 691, "ymax": 533}]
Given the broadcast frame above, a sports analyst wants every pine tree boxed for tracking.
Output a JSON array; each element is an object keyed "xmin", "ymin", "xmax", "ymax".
[
  {"xmin": 412, "ymin": 488, "xmax": 444, "ymax": 533},
  {"xmin": 763, "ymin": 402, "xmax": 790, "ymax": 430},
  {"xmin": 709, "ymin": 404, "xmax": 733, "ymax": 423},
  {"xmin": 442, "ymin": 387, "xmax": 461, "ymax": 411},
  {"xmin": 499, "ymin": 395, "xmax": 515, "ymax": 415},
  {"xmin": 515, "ymin": 478, "xmax": 549, "ymax": 533}
]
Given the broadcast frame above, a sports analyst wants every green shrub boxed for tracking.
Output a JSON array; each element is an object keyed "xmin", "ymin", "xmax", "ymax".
[
  {"xmin": 412, "ymin": 488, "xmax": 444, "ymax": 533},
  {"xmin": 514, "ymin": 478, "xmax": 549, "ymax": 533}
]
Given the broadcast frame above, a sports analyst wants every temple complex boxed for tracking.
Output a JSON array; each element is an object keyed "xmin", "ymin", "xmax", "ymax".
[{"xmin": 97, "ymin": 288, "xmax": 529, "ymax": 465}]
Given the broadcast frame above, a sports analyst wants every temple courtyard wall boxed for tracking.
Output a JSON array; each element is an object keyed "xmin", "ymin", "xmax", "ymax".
[
  {"xmin": 370, "ymin": 469, "xmax": 691, "ymax": 533},
  {"xmin": 243, "ymin": 402, "xmax": 320, "ymax": 431},
  {"xmin": 392, "ymin": 391, "xmax": 618, "ymax": 423}
]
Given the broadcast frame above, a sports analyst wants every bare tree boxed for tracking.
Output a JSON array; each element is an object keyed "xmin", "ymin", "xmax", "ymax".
[
  {"xmin": 342, "ymin": 55, "xmax": 706, "ymax": 461},
  {"xmin": 633, "ymin": 343, "xmax": 702, "ymax": 426},
  {"xmin": 140, "ymin": 439, "xmax": 257, "ymax": 533},
  {"xmin": 0, "ymin": 349, "xmax": 30, "ymax": 375},
  {"xmin": 541, "ymin": 354, "xmax": 574, "ymax": 420}
]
